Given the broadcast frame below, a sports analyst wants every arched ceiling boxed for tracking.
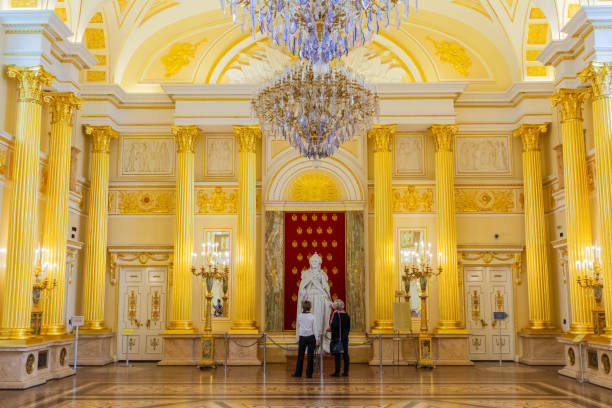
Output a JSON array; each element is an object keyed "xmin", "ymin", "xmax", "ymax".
[{"xmin": 7, "ymin": 0, "xmax": 579, "ymax": 91}]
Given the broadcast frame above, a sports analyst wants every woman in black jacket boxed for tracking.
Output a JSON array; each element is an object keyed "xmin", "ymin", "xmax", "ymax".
[{"xmin": 329, "ymin": 299, "xmax": 350, "ymax": 377}]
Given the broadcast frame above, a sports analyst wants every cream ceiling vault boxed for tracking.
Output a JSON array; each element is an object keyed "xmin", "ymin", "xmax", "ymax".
[{"xmin": 5, "ymin": 0, "xmax": 590, "ymax": 90}]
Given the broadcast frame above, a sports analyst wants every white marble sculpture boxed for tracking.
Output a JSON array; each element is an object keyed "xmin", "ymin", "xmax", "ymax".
[{"xmin": 296, "ymin": 253, "xmax": 333, "ymax": 352}]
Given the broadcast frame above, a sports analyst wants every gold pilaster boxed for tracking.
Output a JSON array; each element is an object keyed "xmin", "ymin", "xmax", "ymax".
[
  {"xmin": 166, "ymin": 125, "xmax": 199, "ymax": 334},
  {"xmin": 430, "ymin": 124, "xmax": 465, "ymax": 334},
  {"xmin": 551, "ymin": 88, "xmax": 594, "ymax": 334},
  {"xmin": 40, "ymin": 93, "xmax": 82, "ymax": 339},
  {"xmin": 231, "ymin": 125, "xmax": 260, "ymax": 334},
  {"xmin": 369, "ymin": 124, "xmax": 395, "ymax": 333},
  {"xmin": 514, "ymin": 124, "xmax": 556, "ymax": 332},
  {"xmin": 0, "ymin": 66, "xmax": 53, "ymax": 343},
  {"xmin": 580, "ymin": 62, "xmax": 612, "ymax": 338},
  {"xmin": 82, "ymin": 126, "xmax": 117, "ymax": 333}
]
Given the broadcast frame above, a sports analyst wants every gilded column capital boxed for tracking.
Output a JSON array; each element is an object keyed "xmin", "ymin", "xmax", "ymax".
[
  {"xmin": 7, "ymin": 65, "xmax": 54, "ymax": 104},
  {"xmin": 44, "ymin": 93, "xmax": 82, "ymax": 126},
  {"xmin": 551, "ymin": 88, "xmax": 591, "ymax": 121},
  {"xmin": 513, "ymin": 124, "xmax": 548, "ymax": 152},
  {"xmin": 579, "ymin": 62, "xmax": 612, "ymax": 99},
  {"xmin": 84, "ymin": 125, "xmax": 118, "ymax": 154},
  {"xmin": 429, "ymin": 124, "xmax": 457, "ymax": 153},
  {"xmin": 234, "ymin": 125, "xmax": 261, "ymax": 153},
  {"xmin": 368, "ymin": 124, "xmax": 395, "ymax": 153},
  {"xmin": 172, "ymin": 125, "xmax": 200, "ymax": 153}
]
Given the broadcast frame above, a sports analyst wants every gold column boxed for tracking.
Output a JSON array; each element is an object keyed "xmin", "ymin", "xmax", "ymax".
[
  {"xmin": 430, "ymin": 125, "xmax": 465, "ymax": 334},
  {"xmin": 82, "ymin": 126, "xmax": 117, "ymax": 333},
  {"xmin": 231, "ymin": 125, "xmax": 260, "ymax": 333},
  {"xmin": 368, "ymin": 125, "xmax": 395, "ymax": 333},
  {"xmin": 551, "ymin": 89, "xmax": 594, "ymax": 334},
  {"xmin": 0, "ymin": 66, "xmax": 53, "ymax": 342},
  {"xmin": 40, "ymin": 93, "xmax": 82, "ymax": 338},
  {"xmin": 166, "ymin": 125, "xmax": 199, "ymax": 333},
  {"xmin": 580, "ymin": 62, "xmax": 612, "ymax": 337},
  {"xmin": 514, "ymin": 124, "xmax": 556, "ymax": 332}
]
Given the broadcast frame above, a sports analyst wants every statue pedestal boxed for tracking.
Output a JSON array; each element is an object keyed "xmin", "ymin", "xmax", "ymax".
[
  {"xmin": 158, "ymin": 334, "xmax": 200, "ymax": 366},
  {"xmin": 0, "ymin": 339, "xmax": 75, "ymax": 389},
  {"xmin": 584, "ymin": 338, "xmax": 612, "ymax": 389},
  {"xmin": 74, "ymin": 333, "xmax": 113, "ymax": 366},
  {"xmin": 432, "ymin": 333, "xmax": 473, "ymax": 365},
  {"xmin": 519, "ymin": 332, "xmax": 564, "ymax": 365}
]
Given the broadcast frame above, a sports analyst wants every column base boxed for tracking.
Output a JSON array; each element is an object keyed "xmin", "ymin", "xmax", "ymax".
[
  {"xmin": 584, "ymin": 338, "xmax": 612, "ymax": 389},
  {"xmin": 369, "ymin": 334, "xmax": 418, "ymax": 365},
  {"xmin": 432, "ymin": 333, "xmax": 473, "ymax": 365},
  {"xmin": 557, "ymin": 336, "xmax": 583, "ymax": 380},
  {"xmin": 518, "ymin": 331, "xmax": 564, "ymax": 365},
  {"xmin": 158, "ymin": 334, "xmax": 200, "ymax": 365},
  {"xmin": 73, "ymin": 333, "xmax": 113, "ymax": 366},
  {"xmin": 370, "ymin": 320, "xmax": 395, "ymax": 334},
  {"xmin": 224, "ymin": 333, "xmax": 261, "ymax": 365},
  {"xmin": 0, "ymin": 339, "xmax": 75, "ymax": 389}
]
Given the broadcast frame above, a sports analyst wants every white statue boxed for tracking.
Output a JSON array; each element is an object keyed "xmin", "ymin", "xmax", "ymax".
[{"xmin": 296, "ymin": 253, "xmax": 333, "ymax": 352}]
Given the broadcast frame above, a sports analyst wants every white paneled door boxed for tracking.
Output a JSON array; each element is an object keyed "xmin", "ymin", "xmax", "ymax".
[
  {"xmin": 117, "ymin": 266, "xmax": 167, "ymax": 361},
  {"xmin": 465, "ymin": 266, "xmax": 515, "ymax": 361}
]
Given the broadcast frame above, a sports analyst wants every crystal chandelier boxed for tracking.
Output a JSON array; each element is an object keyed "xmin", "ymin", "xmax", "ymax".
[
  {"xmin": 221, "ymin": 0, "xmax": 416, "ymax": 63},
  {"xmin": 252, "ymin": 62, "xmax": 378, "ymax": 160}
]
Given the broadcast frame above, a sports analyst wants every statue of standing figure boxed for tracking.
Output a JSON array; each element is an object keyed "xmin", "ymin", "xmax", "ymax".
[{"xmin": 296, "ymin": 253, "xmax": 333, "ymax": 353}]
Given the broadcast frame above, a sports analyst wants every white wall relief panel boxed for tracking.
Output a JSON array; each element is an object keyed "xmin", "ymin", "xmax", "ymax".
[
  {"xmin": 205, "ymin": 136, "xmax": 235, "ymax": 177},
  {"xmin": 455, "ymin": 135, "xmax": 511, "ymax": 176},
  {"xmin": 394, "ymin": 134, "xmax": 424, "ymax": 176},
  {"xmin": 121, "ymin": 137, "xmax": 175, "ymax": 176}
]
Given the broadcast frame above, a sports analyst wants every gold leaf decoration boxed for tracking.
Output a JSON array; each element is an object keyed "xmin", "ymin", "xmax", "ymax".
[
  {"xmin": 392, "ymin": 185, "xmax": 434, "ymax": 213},
  {"xmin": 427, "ymin": 37, "xmax": 472, "ymax": 77},
  {"xmin": 289, "ymin": 171, "xmax": 340, "ymax": 201},
  {"xmin": 196, "ymin": 187, "xmax": 237, "ymax": 214},
  {"xmin": 161, "ymin": 39, "xmax": 207, "ymax": 78},
  {"xmin": 455, "ymin": 189, "xmax": 515, "ymax": 213},
  {"xmin": 117, "ymin": 191, "xmax": 175, "ymax": 214}
]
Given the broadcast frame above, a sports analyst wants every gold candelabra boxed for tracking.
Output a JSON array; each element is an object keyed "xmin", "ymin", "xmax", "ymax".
[
  {"xmin": 32, "ymin": 247, "xmax": 57, "ymax": 336},
  {"xmin": 576, "ymin": 245, "xmax": 605, "ymax": 334},
  {"xmin": 401, "ymin": 241, "xmax": 442, "ymax": 368},
  {"xmin": 192, "ymin": 243, "xmax": 230, "ymax": 368}
]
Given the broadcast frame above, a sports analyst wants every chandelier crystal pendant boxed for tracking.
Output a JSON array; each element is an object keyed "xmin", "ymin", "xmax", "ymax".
[
  {"xmin": 220, "ymin": 0, "xmax": 416, "ymax": 63},
  {"xmin": 252, "ymin": 62, "xmax": 378, "ymax": 160}
]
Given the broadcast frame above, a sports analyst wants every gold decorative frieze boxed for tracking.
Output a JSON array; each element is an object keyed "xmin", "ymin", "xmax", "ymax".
[
  {"xmin": 392, "ymin": 185, "xmax": 434, "ymax": 212},
  {"xmin": 455, "ymin": 188, "xmax": 518, "ymax": 213},
  {"xmin": 197, "ymin": 187, "xmax": 237, "ymax": 214},
  {"xmin": 116, "ymin": 190, "xmax": 175, "ymax": 214}
]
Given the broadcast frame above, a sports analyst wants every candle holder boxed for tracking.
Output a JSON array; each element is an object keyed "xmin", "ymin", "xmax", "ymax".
[
  {"xmin": 192, "ymin": 244, "xmax": 230, "ymax": 368},
  {"xmin": 401, "ymin": 241, "xmax": 442, "ymax": 368},
  {"xmin": 576, "ymin": 245, "xmax": 605, "ymax": 335}
]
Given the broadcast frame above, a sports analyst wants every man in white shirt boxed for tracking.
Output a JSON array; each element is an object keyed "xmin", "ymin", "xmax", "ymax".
[{"xmin": 292, "ymin": 300, "xmax": 320, "ymax": 378}]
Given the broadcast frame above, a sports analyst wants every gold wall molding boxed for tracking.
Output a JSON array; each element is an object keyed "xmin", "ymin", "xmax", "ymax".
[
  {"xmin": 197, "ymin": 187, "xmax": 238, "ymax": 214},
  {"xmin": 459, "ymin": 249, "xmax": 522, "ymax": 285},
  {"xmin": 427, "ymin": 37, "xmax": 472, "ymax": 77},
  {"xmin": 108, "ymin": 248, "xmax": 173, "ymax": 286},
  {"xmin": 289, "ymin": 171, "xmax": 340, "ymax": 201},
  {"xmin": 392, "ymin": 185, "xmax": 434, "ymax": 212},
  {"xmin": 116, "ymin": 190, "xmax": 175, "ymax": 214},
  {"xmin": 455, "ymin": 188, "xmax": 517, "ymax": 213}
]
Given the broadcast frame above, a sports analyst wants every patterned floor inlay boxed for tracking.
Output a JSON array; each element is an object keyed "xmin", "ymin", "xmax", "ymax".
[{"xmin": 0, "ymin": 362, "xmax": 610, "ymax": 408}]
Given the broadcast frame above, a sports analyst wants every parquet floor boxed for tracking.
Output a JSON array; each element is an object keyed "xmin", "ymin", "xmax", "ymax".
[{"xmin": 1, "ymin": 362, "xmax": 611, "ymax": 407}]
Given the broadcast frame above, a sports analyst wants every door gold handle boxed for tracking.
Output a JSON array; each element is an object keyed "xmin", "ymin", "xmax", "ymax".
[
  {"xmin": 134, "ymin": 319, "xmax": 141, "ymax": 328},
  {"xmin": 480, "ymin": 319, "xmax": 488, "ymax": 327},
  {"xmin": 146, "ymin": 319, "xmax": 151, "ymax": 329},
  {"xmin": 492, "ymin": 320, "xmax": 497, "ymax": 328}
]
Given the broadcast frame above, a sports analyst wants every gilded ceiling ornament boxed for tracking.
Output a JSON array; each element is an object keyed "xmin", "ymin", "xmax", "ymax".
[
  {"xmin": 427, "ymin": 37, "xmax": 472, "ymax": 77},
  {"xmin": 289, "ymin": 171, "xmax": 340, "ymax": 201},
  {"xmin": 161, "ymin": 39, "xmax": 207, "ymax": 78},
  {"xmin": 430, "ymin": 124, "xmax": 457, "ymax": 153},
  {"xmin": 172, "ymin": 125, "xmax": 199, "ymax": 153},
  {"xmin": 550, "ymin": 88, "xmax": 591, "ymax": 122},
  {"xmin": 84, "ymin": 28, "xmax": 106, "ymax": 49},
  {"xmin": 579, "ymin": 62, "xmax": 612, "ymax": 99},
  {"xmin": 513, "ymin": 124, "xmax": 547, "ymax": 152},
  {"xmin": 234, "ymin": 125, "xmax": 261, "ymax": 153},
  {"xmin": 7, "ymin": 65, "xmax": 54, "ymax": 104},
  {"xmin": 84, "ymin": 125, "xmax": 118, "ymax": 153},
  {"xmin": 368, "ymin": 125, "xmax": 395, "ymax": 153},
  {"xmin": 44, "ymin": 93, "xmax": 83, "ymax": 126}
]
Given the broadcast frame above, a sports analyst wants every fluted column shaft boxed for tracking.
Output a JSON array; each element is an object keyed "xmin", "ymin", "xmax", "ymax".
[
  {"xmin": 514, "ymin": 124, "xmax": 555, "ymax": 332},
  {"xmin": 0, "ymin": 66, "xmax": 53, "ymax": 342},
  {"xmin": 231, "ymin": 125, "xmax": 260, "ymax": 333},
  {"xmin": 431, "ymin": 125, "xmax": 465, "ymax": 333},
  {"xmin": 552, "ymin": 89, "xmax": 594, "ymax": 334},
  {"xmin": 580, "ymin": 63, "xmax": 612, "ymax": 337},
  {"xmin": 369, "ymin": 125, "xmax": 395, "ymax": 333},
  {"xmin": 82, "ymin": 126, "xmax": 117, "ymax": 333},
  {"xmin": 40, "ymin": 93, "xmax": 82, "ymax": 338},
  {"xmin": 166, "ymin": 125, "xmax": 199, "ymax": 333}
]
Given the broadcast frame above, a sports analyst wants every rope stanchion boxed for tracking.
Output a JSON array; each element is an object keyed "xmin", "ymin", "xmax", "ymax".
[
  {"xmin": 263, "ymin": 333, "xmax": 267, "ymax": 374},
  {"xmin": 224, "ymin": 332, "xmax": 228, "ymax": 372},
  {"xmin": 379, "ymin": 333, "xmax": 383, "ymax": 376}
]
